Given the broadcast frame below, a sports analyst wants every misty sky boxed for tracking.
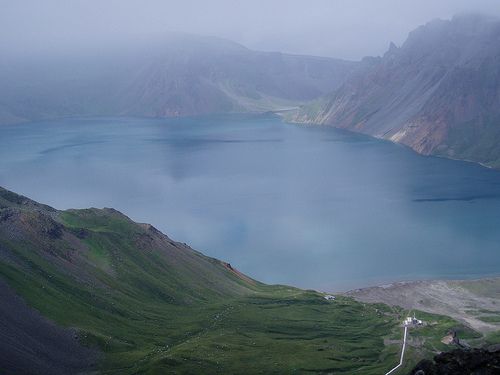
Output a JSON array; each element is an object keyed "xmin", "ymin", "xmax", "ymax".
[{"xmin": 2, "ymin": 0, "xmax": 500, "ymax": 60}]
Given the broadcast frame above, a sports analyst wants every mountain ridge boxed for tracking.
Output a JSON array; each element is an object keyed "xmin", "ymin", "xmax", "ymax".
[
  {"xmin": 0, "ymin": 33, "xmax": 358, "ymax": 126},
  {"xmin": 290, "ymin": 14, "xmax": 500, "ymax": 168}
]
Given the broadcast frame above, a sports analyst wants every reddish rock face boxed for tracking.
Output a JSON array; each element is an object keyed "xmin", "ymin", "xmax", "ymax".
[{"xmin": 294, "ymin": 14, "xmax": 500, "ymax": 168}]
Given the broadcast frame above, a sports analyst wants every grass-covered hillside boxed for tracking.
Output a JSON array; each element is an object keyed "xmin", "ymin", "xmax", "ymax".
[{"xmin": 0, "ymin": 187, "xmax": 482, "ymax": 374}]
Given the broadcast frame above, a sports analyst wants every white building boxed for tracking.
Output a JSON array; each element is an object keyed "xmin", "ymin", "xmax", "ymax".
[
  {"xmin": 324, "ymin": 295, "xmax": 336, "ymax": 301},
  {"xmin": 404, "ymin": 313, "xmax": 422, "ymax": 326}
]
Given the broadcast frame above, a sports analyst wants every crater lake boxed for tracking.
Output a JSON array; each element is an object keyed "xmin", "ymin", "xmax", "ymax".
[{"xmin": 1, "ymin": 114, "xmax": 500, "ymax": 290}]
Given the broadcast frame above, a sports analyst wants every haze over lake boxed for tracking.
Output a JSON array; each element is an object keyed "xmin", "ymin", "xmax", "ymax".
[{"xmin": 1, "ymin": 114, "xmax": 499, "ymax": 290}]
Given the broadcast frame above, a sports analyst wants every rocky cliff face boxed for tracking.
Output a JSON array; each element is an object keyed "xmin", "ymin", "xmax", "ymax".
[
  {"xmin": 0, "ymin": 34, "xmax": 357, "ymax": 125},
  {"xmin": 293, "ymin": 14, "xmax": 500, "ymax": 168}
]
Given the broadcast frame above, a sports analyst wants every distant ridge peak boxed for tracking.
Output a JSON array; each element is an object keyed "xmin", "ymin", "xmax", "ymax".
[{"xmin": 384, "ymin": 41, "xmax": 399, "ymax": 58}]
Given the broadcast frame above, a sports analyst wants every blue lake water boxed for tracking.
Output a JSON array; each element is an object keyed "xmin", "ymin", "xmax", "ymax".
[{"xmin": 1, "ymin": 114, "xmax": 500, "ymax": 290}]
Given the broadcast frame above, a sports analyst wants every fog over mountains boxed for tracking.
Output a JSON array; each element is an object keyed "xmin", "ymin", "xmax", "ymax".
[
  {"xmin": 0, "ymin": 34, "xmax": 357, "ymax": 125},
  {"xmin": 2, "ymin": 13, "xmax": 500, "ymax": 168}
]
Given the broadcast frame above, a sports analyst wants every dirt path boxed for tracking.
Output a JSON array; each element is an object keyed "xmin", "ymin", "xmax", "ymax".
[{"xmin": 385, "ymin": 326, "xmax": 408, "ymax": 375}]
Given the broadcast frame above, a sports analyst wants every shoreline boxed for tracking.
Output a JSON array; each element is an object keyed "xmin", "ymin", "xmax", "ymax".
[
  {"xmin": 336, "ymin": 273, "xmax": 500, "ymax": 293},
  {"xmin": 343, "ymin": 277, "xmax": 500, "ymax": 334},
  {"xmin": 283, "ymin": 116, "xmax": 500, "ymax": 173},
  {"xmin": 5, "ymin": 110, "xmax": 500, "ymax": 172}
]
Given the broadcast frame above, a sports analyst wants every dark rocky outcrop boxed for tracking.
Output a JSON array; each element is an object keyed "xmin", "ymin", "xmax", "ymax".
[{"xmin": 408, "ymin": 346, "xmax": 500, "ymax": 375}]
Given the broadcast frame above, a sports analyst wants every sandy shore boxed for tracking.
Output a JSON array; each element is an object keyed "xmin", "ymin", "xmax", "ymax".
[{"xmin": 345, "ymin": 278, "xmax": 500, "ymax": 333}]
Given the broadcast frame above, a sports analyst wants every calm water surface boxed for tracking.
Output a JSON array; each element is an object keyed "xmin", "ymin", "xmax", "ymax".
[{"xmin": 1, "ymin": 114, "xmax": 500, "ymax": 290}]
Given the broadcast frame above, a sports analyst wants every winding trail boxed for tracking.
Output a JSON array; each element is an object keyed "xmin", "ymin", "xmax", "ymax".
[{"xmin": 385, "ymin": 326, "xmax": 408, "ymax": 375}]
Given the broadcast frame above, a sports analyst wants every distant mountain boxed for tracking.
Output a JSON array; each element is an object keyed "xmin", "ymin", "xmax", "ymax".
[
  {"xmin": 0, "ymin": 34, "xmax": 357, "ymax": 125},
  {"xmin": 0, "ymin": 186, "xmax": 469, "ymax": 374},
  {"xmin": 291, "ymin": 14, "xmax": 500, "ymax": 168}
]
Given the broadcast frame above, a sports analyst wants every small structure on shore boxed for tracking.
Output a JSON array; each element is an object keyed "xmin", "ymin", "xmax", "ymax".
[
  {"xmin": 404, "ymin": 313, "xmax": 423, "ymax": 327},
  {"xmin": 324, "ymin": 294, "xmax": 336, "ymax": 301}
]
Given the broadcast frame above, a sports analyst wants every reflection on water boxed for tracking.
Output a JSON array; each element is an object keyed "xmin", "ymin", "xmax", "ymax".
[{"xmin": 1, "ymin": 114, "xmax": 500, "ymax": 290}]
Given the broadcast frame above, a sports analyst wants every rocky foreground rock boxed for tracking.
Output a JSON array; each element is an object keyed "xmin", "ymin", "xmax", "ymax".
[{"xmin": 409, "ymin": 346, "xmax": 500, "ymax": 375}]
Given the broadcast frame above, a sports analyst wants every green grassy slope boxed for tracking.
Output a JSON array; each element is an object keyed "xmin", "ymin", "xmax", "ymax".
[{"xmin": 0, "ymin": 187, "xmax": 478, "ymax": 374}]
